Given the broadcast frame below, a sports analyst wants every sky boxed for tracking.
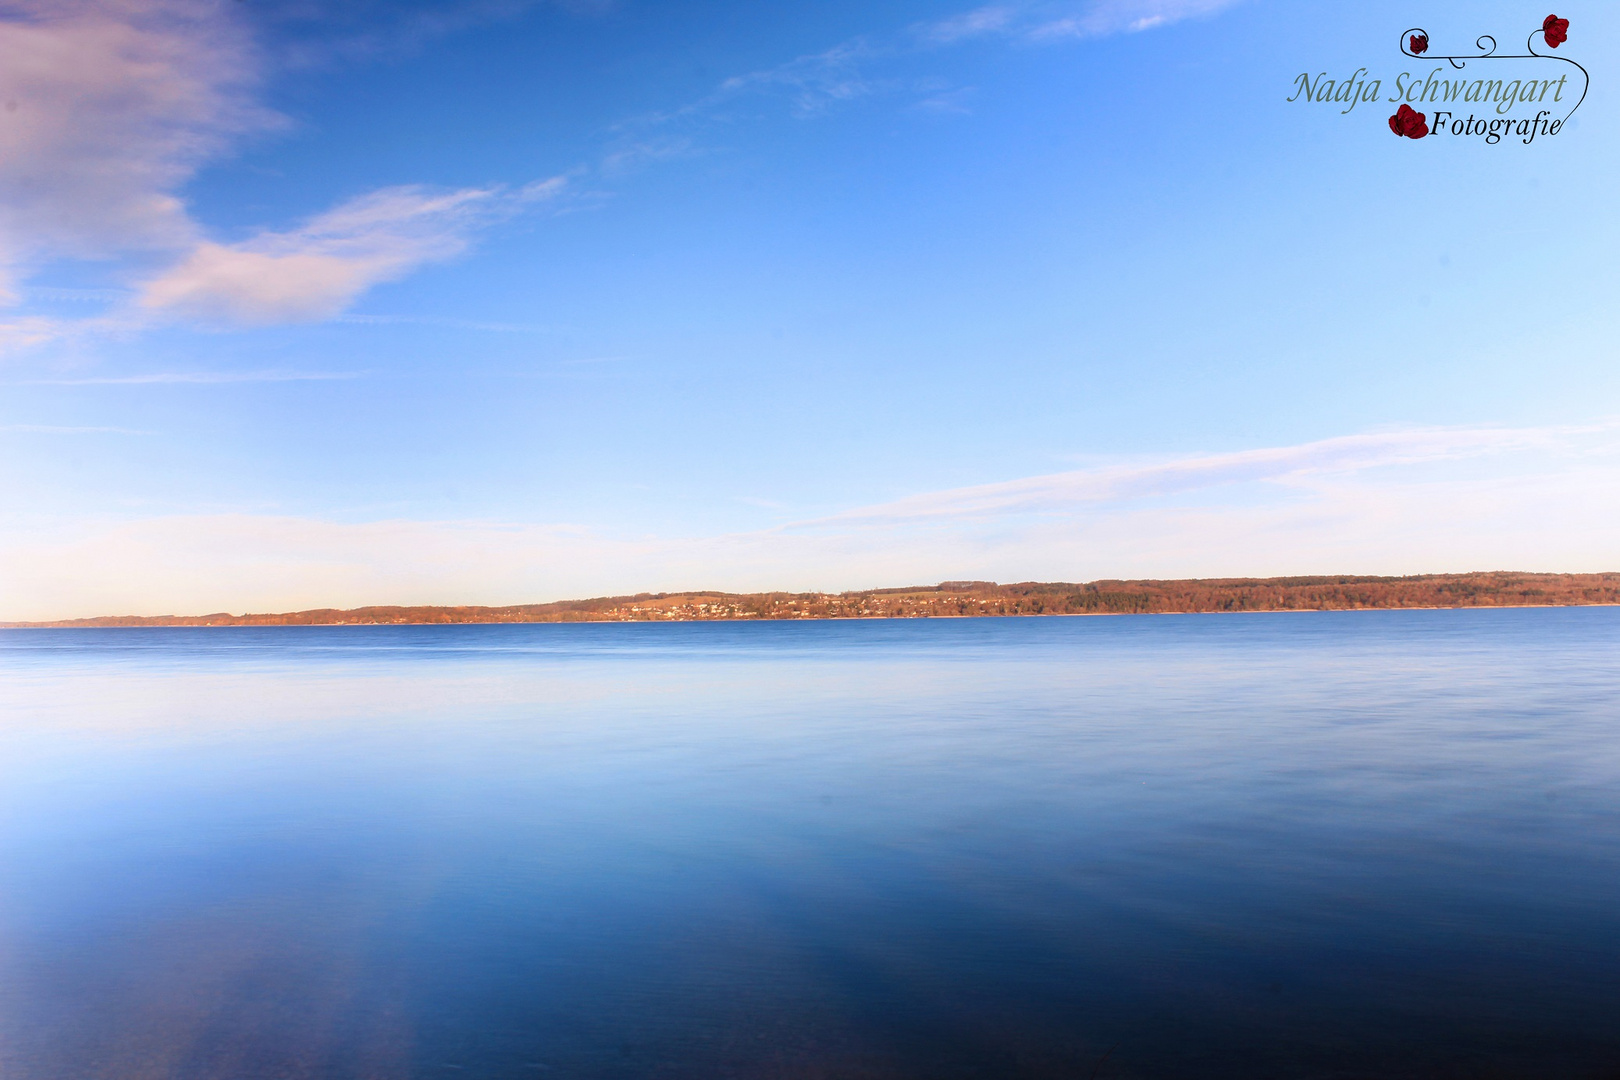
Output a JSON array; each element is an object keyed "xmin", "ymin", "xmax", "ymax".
[{"xmin": 1, "ymin": 0, "xmax": 1616, "ymax": 618}]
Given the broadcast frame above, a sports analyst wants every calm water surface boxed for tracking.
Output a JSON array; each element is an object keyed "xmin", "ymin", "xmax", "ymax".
[{"xmin": 2, "ymin": 610, "xmax": 1618, "ymax": 1078}]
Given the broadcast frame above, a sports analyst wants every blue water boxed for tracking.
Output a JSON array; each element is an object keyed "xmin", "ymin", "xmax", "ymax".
[{"xmin": 2, "ymin": 609, "xmax": 1618, "ymax": 1078}]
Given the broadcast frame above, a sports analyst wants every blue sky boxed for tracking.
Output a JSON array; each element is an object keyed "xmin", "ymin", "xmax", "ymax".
[{"xmin": 1, "ymin": 0, "xmax": 1616, "ymax": 617}]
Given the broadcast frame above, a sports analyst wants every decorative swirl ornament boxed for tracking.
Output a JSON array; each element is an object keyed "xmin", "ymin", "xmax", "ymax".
[{"xmin": 1396, "ymin": 20, "xmax": 1588, "ymax": 123}]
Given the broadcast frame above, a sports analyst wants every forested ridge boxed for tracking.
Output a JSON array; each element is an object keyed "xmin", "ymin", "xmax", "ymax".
[{"xmin": 12, "ymin": 572, "xmax": 1619, "ymax": 626}]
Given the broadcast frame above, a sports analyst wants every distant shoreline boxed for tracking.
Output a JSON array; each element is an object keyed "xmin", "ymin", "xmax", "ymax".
[{"xmin": 6, "ymin": 572, "xmax": 1619, "ymax": 628}]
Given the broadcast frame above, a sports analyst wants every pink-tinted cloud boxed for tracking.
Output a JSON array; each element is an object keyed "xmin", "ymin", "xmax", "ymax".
[
  {"xmin": 0, "ymin": 0, "xmax": 275, "ymax": 295},
  {"xmin": 137, "ymin": 184, "xmax": 535, "ymax": 324}
]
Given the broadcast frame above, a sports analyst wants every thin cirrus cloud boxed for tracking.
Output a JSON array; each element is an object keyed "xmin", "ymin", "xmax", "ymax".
[
  {"xmin": 1031, "ymin": 0, "xmax": 1245, "ymax": 39},
  {"xmin": 712, "ymin": 41, "xmax": 884, "ymax": 117},
  {"xmin": 18, "ymin": 370, "xmax": 365, "ymax": 385},
  {"xmin": 916, "ymin": 0, "xmax": 1244, "ymax": 44},
  {"xmin": 619, "ymin": 1, "xmax": 1241, "ymax": 144},
  {"xmin": 4, "ymin": 423, "xmax": 1615, "ymax": 620},
  {"xmin": 136, "ymin": 179, "xmax": 566, "ymax": 325},
  {"xmin": 0, "ymin": 315, "xmax": 68, "ymax": 351},
  {"xmin": 0, "ymin": 423, "xmax": 150, "ymax": 434},
  {"xmin": 787, "ymin": 425, "xmax": 1590, "ymax": 530},
  {"xmin": 617, "ymin": 39, "xmax": 886, "ymax": 131}
]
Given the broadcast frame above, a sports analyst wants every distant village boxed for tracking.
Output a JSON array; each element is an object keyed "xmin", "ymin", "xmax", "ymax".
[{"xmin": 12, "ymin": 573, "xmax": 1619, "ymax": 627}]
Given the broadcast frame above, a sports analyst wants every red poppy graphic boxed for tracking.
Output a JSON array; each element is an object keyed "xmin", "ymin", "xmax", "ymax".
[
  {"xmin": 1388, "ymin": 104, "xmax": 1430, "ymax": 139},
  {"xmin": 1543, "ymin": 14, "xmax": 1569, "ymax": 48},
  {"xmin": 1409, "ymin": 33, "xmax": 1428, "ymax": 54}
]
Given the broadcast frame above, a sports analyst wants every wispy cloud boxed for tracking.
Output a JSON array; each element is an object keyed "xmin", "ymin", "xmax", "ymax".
[
  {"xmin": 18, "ymin": 370, "xmax": 364, "ymax": 386},
  {"xmin": 629, "ymin": 0, "xmax": 1245, "ymax": 137},
  {"xmin": 335, "ymin": 313, "xmax": 562, "ymax": 334},
  {"xmin": 622, "ymin": 39, "xmax": 888, "ymax": 132},
  {"xmin": 714, "ymin": 41, "xmax": 885, "ymax": 116},
  {"xmin": 916, "ymin": 0, "xmax": 1245, "ymax": 43},
  {"xmin": 24, "ymin": 287, "xmax": 129, "ymax": 303},
  {"xmin": 599, "ymin": 136, "xmax": 697, "ymax": 176},
  {"xmin": 138, "ymin": 179, "xmax": 568, "ymax": 325},
  {"xmin": 0, "ymin": 176, "xmax": 571, "ymax": 346},
  {"xmin": 5, "ymin": 423, "xmax": 1616, "ymax": 620},
  {"xmin": 916, "ymin": 6, "xmax": 1017, "ymax": 45},
  {"xmin": 0, "ymin": 315, "xmax": 70, "ymax": 351},
  {"xmin": 0, "ymin": 423, "xmax": 151, "ymax": 434},
  {"xmin": 789, "ymin": 425, "xmax": 1584, "ymax": 529}
]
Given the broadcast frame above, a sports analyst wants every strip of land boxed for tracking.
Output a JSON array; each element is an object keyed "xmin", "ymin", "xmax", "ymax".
[{"xmin": 6, "ymin": 572, "xmax": 1619, "ymax": 627}]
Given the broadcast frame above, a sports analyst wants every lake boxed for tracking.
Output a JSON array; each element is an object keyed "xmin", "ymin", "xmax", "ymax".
[{"xmin": 2, "ymin": 609, "xmax": 1618, "ymax": 1078}]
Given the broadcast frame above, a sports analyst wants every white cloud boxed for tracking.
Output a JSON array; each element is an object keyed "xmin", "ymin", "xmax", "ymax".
[
  {"xmin": 135, "ymin": 184, "xmax": 545, "ymax": 324},
  {"xmin": 915, "ymin": 6, "xmax": 1016, "ymax": 45},
  {"xmin": 600, "ymin": 136, "xmax": 696, "ymax": 176},
  {"xmin": 0, "ymin": 0, "xmax": 274, "ymax": 286},
  {"xmin": 4, "ymin": 424, "xmax": 1616, "ymax": 620},
  {"xmin": 1027, "ymin": 0, "xmax": 1244, "ymax": 40},
  {"xmin": 792, "ymin": 426, "xmax": 1577, "ymax": 528},
  {"xmin": 139, "ymin": 243, "xmax": 390, "ymax": 325}
]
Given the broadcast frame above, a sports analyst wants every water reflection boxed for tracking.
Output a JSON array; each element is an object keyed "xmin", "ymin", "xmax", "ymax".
[{"xmin": 2, "ymin": 611, "xmax": 1618, "ymax": 1077}]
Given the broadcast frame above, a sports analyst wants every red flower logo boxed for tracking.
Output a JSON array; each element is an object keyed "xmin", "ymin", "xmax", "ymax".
[
  {"xmin": 1388, "ymin": 104, "xmax": 1430, "ymax": 139},
  {"xmin": 1543, "ymin": 14, "xmax": 1569, "ymax": 48},
  {"xmin": 1409, "ymin": 33, "xmax": 1428, "ymax": 54}
]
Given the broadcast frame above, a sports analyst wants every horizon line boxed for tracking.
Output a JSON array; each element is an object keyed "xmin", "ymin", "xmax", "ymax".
[{"xmin": 6, "ymin": 570, "xmax": 1617, "ymax": 628}]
